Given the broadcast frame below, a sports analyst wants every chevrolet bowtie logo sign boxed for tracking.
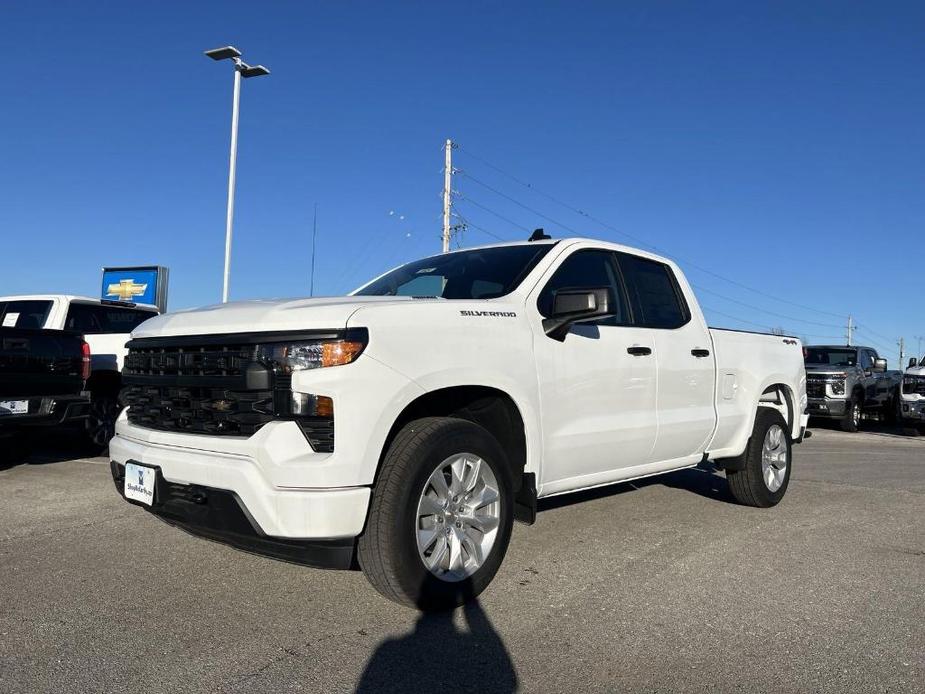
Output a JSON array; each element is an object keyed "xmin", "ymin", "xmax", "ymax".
[{"xmin": 106, "ymin": 279, "xmax": 148, "ymax": 301}]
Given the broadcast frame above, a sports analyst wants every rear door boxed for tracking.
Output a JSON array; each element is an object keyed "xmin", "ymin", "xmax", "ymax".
[
  {"xmin": 617, "ymin": 252, "xmax": 716, "ymax": 464},
  {"xmin": 531, "ymin": 248, "xmax": 658, "ymax": 494}
]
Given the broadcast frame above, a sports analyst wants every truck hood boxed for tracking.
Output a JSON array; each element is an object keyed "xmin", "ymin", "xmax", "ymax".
[
  {"xmin": 131, "ymin": 296, "xmax": 415, "ymax": 339},
  {"xmin": 804, "ymin": 364, "xmax": 852, "ymax": 376}
]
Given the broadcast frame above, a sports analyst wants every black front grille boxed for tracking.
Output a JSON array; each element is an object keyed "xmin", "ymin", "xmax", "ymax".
[
  {"xmin": 122, "ymin": 338, "xmax": 335, "ymax": 451},
  {"xmin": 806, "ymin": 379, "xmax": 825, "ymax": 398},
  {"xmin": 124, "ymin": 344, "xmax": 256, "ymax": 378},
  {"xmin": 122, "ymin": 385, "xmax": 275, "ymax": 436},
  {"xmin": 903, "ymin": 379, "xmax": 925, "ymax": 396}
]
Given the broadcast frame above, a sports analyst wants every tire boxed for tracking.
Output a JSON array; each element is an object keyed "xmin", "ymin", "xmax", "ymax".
[
  {"xmin": 883, "ymin": 390, "xmax": 902, "ymax": 426},
  {"xmin": 840, "ymin": 395, "xmax": 861, "ymax": 433},
  {"xmin": 0, "ymin": 432, "xmax": 31, "ymax": 467},
  {"xmin": 83, "ymin": 392, "xmax": 119, "ymax": 455},
  {"xmin": 358, "ymin": 417, "xmax": 515, "ymax": 611},
  {"xmin": 726, "ymin": 408, "xmax": 792, "ymax": 508}
]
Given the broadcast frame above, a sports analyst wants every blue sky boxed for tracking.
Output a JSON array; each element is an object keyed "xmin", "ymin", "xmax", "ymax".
[{"xmin": 2, "ymin": 2, "xmax": 923, "ymax": 361}]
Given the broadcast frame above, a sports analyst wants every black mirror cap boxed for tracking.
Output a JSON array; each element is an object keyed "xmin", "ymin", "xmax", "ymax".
[
  {"xmin": 543, "ymin": 287, "xmax": 614, "ymax": 341},
  {"xmin": 872, "ymin": 358, "xmax": 888, "ymax": 373},
  {"xmin": 909, "ymin": 357, "xmax": 918, "ymax": 369}
]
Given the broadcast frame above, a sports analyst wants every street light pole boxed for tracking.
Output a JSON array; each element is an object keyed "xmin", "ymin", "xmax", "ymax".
[
  {"xmin": 222, "ymin": 67, "xmax": 242, "ymax": 304},
  {"xmin": 205, "ymin": 45, "xmax": 270, "ymax": 303}
]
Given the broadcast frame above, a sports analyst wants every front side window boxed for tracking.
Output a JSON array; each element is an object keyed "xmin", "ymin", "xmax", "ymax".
[
  {"xmin": 536, "ymin": 250, "xmax": 629, "ymax": 327},
  {"xmin": 355, "ymin": 244, "xmax": 554, "ymax": 299},
  {"xmin": 65, "ymin": 304, "xmax": 156, "ymax": 334},
  {"xmin": 0, "ymin": 300, "xmax": 53, "ymax": 329},
  {"xmin": 617, "ymin": 253, "xmax": 690, "ymax": 329}
]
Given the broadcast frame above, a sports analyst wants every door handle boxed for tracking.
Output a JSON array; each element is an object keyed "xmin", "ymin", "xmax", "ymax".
[
  {"xmin": 691, "ymin": 349, "xmax": 710, "ymax": 358},
  {"xmin": 627, "ymin": 346, "xmax": 652, "ymax": 356}
]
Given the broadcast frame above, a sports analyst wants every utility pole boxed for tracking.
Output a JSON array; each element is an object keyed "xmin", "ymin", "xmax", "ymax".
[
  {"xmin": 310, "ymin": 203, "xmax": 317, "ymax": 297},
  {"xmin": 846, "ymin": 315, "xmax": 854, "ymax": 346},
  {"xmin": 442, "ymin": 139, "xmax": 454, "ymax": 253},
  {"xmin": 916, "ymin": 335, "xmax": 924, "ymax": 360},
  {"xmin": 899, "ymin": 337, "xmax": 905, "ymax": 369}
]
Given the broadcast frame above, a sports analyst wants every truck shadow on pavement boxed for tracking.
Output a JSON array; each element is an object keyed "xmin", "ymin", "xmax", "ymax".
[
  {"xmin": 355, "ymin": 599, "xmax": 517, "ymax": 694},
  {"xmin": 0, "ymin": 429, "xmax": 99, "ymax": 469}
]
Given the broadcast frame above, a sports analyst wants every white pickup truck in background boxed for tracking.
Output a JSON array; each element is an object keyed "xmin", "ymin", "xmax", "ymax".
[
  {"xmin": 0, "ymin": 295, "xmax": 158, "ymax": 450},
  {"xmin": 110, "ymin": 237, "xmax": 808, "ymax": 609}
]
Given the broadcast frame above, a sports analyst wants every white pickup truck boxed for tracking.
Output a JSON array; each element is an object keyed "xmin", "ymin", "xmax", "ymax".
[
  {"xmin": 0, "ymin": 295, "xmax": 158, "ymax": 450},
  {"xmin": 110, "ymin": 238, "xmax": 808, "ymax": 609},
  {"xmin": 900, "ymin": 356, "xmax": 925, "ymax": 432}
]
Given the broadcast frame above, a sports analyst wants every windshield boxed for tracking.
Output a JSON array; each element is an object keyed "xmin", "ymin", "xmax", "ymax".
[
  {"xmin": 354, "ymin": 244, "xmax": 554, "ymax": 299},
  {"xmin": 804, "ymin": 347, "xmax": 856, "ymax": 367},
  {"xmin": 0, "ymin": 300, "xmax": 53, "ymax": 329}
]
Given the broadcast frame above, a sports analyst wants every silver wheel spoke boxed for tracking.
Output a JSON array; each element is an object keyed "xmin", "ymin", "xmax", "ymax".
[
  {"xmin": 426, "ymin": 534, "xmax": 449, "ymax": 571},
  {"xmin": 418, "ymin": 493, "xmax": 444, "ymax": 517},
  {"xmin": 466, "ymin": 512, "xmax": 499, "ymax": 533},
  {"xmin": 469, "ymin": 484, "xmax": 499, "ymax": 511}
]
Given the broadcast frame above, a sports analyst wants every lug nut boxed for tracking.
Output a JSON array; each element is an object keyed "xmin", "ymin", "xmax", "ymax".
[{"xmin": 437, "ymin": 516, "xmax": 444, "ymax": 523}]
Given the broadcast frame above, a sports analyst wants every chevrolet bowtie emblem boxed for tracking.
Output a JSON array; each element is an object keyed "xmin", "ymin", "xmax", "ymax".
[{"xmin": 106, "ymin": 279, "xmax": 148, "ymax": 301}]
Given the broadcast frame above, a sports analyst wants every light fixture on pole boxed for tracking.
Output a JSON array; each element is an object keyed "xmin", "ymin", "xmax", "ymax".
[{"xmin": 205, "ymin": 45, "xmax": 270, "ymax": 303}]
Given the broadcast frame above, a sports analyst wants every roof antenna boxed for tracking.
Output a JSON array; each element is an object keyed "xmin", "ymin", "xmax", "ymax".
[{"xmin": 529, "ymin": 228, "xmax": 551, "ymax": 241}]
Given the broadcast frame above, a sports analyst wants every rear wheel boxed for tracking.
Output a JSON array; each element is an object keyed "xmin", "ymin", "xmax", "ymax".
[
  {"xmin": 726, "ymin": 408, "xmax": 792, "ymax": 507},
  {"xmin": 83, "ymin": 392, "xmax": 119, "ymax": 454},
  {"xmin": 840, "ymin": 395, "xmax": 861, "ymax": 433},
  {"xmin": 358, "ymin": 417, "xmax": 514, "ymax": 610}
]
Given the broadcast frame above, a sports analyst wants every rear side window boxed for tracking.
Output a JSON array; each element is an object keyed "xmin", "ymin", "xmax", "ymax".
[
  {"xmin": 617, "ymin": 253, "xmax": 690, "ymax": 329},
  {"xmin": 0, "ymin": 300, "xmax": 53, "ymax": 329},
  {"xmin": 537, "ymin": 250, "xmax": 629, "ymax": 326},
  {"xmin": 65, "ymin": 304, "xmax": 156, "ymax": 334}
]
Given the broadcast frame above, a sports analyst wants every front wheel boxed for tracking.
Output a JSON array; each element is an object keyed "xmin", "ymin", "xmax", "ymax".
[
  {"xmin": 358, "ymin": 417, "xmax": 514, "ymax": 611},
  {"xmin": 840, "ymin": 396, "xmax": 861, "ymax": 433},
  {"xmin": 726, "ymin": 408, "xmax": 792, "ymax": 507}
]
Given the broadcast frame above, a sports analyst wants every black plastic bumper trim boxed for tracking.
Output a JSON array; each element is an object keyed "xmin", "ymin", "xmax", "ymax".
[{"xmin": 111, "ymin": 461, "xmax": 357, "ymax": 570}]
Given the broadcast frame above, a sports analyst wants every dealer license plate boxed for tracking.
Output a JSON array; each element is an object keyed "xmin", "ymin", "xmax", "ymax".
[
  {"xmin": 0, "ymin": 400, "xmax": 28, "ymax": 415},
  {"xmin": 124, "ymin": 463, "xmax": 156, "ymax": 506}
]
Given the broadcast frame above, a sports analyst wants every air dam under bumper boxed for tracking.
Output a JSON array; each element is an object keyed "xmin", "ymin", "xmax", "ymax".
[
  {"xmin": 109, "ymin": 428, "xmax": 371, "ymax": 568},
  {"xmin": 901, "ymin": 399, "xmax": 925, "ymax": 422},
  {"xmin": 111, "ymin": 461, "xmax": 357, "ymax": 569}
]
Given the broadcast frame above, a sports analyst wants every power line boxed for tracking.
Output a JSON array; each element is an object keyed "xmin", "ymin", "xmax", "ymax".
[
  {"xmin": 455, "ymin": 145, "xmax": 850, "ymax": 321},
  {"xmin": 692, "ymin": 284, "xmax": 844, "ymax": 329},
  {"xmin": 452, "ymin": 210, "xmax": 511, "ymax": 242},
  {"xmin": 701, "ymin": 305, "xmax": 843, "ymax": 340},
  {"xmin": 454, "ymin": 192, "xmax": 533, "ymax": 232}
]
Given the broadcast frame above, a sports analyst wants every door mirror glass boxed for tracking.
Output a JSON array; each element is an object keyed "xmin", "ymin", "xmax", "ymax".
[
  {"xmin": 872, "ymin": 358, "xmax": 887, "ymax": 373},
  {"xmin": 543, "ymin": 288, "xmax": 613, "ymax": 341}
]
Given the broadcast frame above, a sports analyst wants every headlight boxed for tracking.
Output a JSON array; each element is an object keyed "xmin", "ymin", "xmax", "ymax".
[
  {"xmin": 256, "ymin": 331, "xmax": 368, "ymax": 373},
  {"xmin": 830, "ymin": 380, "xmax": 846, "ymax": 395}
]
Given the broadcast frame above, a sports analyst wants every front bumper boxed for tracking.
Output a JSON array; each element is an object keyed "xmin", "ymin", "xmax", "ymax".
[
  {"xmin": 110, "ymin": 461, "xmax": 356, "ymax": 569},
  {"xmin": 110, "ymin": 423, "xmax": 371, "ymax": 542},
  {"xmin": 806, "ymin": 397, "xmax": 848, "ymax": 419},
  {"xmin": 901, "ymin": 398, "xmax": 925, "ymax": 422}
]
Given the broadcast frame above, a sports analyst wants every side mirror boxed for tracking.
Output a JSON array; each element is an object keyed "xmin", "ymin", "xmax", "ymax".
[
  {"xmin": 543, "ymin": 287, "xmax": 613, "ymax": 341},
  {"xmin": 872, "ymin": 358, "xmax": 887, "ymax": 373},
  {"xmin": 909, "ymin": 357, "xmax": 918, "ymax": 369}
]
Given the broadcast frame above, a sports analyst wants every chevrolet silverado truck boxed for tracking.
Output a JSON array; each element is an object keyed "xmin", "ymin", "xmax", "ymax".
[
  {"xmin": 804, "ymin": 345, "xmax": 903, "ymax": 432},
  {"xmin": 900, "ymin": 356, "xmax": 925, "ymax": 432},
  {"xmin": 0, "ymin": 296, "xmax": 157, "ymax": 451},
  {"xmin": 110, "ymin": 237, "xmax": 808, "ymax": 609},
  {"xmin": 1, "ymin": 326, "xmax": 91, "ymax": 462}
]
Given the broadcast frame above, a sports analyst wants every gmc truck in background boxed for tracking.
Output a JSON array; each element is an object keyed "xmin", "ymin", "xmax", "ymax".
[
  {"xmin": 0, "ymin": 296, "xmax": 157, "ymax": 450},
  {"xmin": 1, "ymin": 326, "xmax": 91, "ymax": 462},
  {"xmin": 110, "ymin": 237, "xmax": 808, "ymax": 609},
  {"xmin": 804, "ymin": 345, "xmax": 903, "ymax": 432}
]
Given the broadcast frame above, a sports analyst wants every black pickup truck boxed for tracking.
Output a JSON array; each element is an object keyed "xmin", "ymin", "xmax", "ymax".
[{"xmin": 1, "ymin": 327, "xmax": 91, "ymax": 460}]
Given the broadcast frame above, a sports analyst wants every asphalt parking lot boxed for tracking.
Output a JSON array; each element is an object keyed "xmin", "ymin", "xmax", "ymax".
[{"xmin": 1, "ymin": 424, "xmax": 923, "ymax": 693}]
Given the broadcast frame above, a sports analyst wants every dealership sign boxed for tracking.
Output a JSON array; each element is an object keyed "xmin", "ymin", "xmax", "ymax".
[{"xmin": 100, "ymin": 266, "xmax": 169, "ymax": 312}]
